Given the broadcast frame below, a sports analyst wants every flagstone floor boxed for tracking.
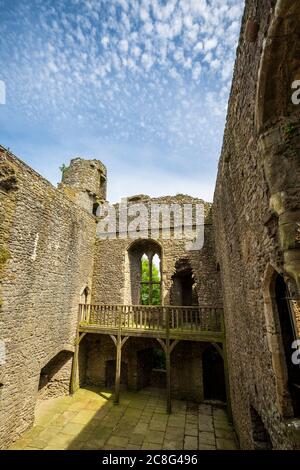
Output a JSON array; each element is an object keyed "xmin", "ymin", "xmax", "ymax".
[{"xmin": 9, "ymin": 387, "xmax": 238, "ymax": 450}]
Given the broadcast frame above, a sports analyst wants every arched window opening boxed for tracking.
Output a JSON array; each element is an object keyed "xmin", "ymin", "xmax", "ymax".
[
  {"xmin": 171, "ymin": 259, "xmax": 198, "ymax": 306},
  {"xmin": 250, "ymin": 406, "xmax": 273, "ymax": 450},
  {"xmin": 92, "ymin": 202, "xmax": 99, "ymax": 216},
  {"xmin": 275, "ymin": 274, "xmax": 300, "ymax": 417},
  {"xmin": 126, "ymin": 239, "xmax": 162, "ymax": 306},
  {"xmin": 80, "ymin": 286, "xmax": 90, "ymax": 305},
  {"xmin": 141, "ymin": 252, "xmax": 161, "ymax": 305}
]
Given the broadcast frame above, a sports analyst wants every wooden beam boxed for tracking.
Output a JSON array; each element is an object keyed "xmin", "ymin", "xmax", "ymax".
[
  {"xmin": 170, "ymin": 339, "xmax": 179, "ymax": 354},
  {"xmin": 79, "ymin": 325, "xmax": 224, "ymax": 343},
  {"xmin": 121, "ymin": 336, "xmax": 129, "ymax": 348},
  {"xmin": 78, "ymin": 332, "xmax": 86, "ymax": 344},
  {"xmin": 212, "ymin": 342, "xmax": 223, "ymax": 358},
  {"xmin": 156, "ymin": 338, "xmax": 167, "ymax": 353}
]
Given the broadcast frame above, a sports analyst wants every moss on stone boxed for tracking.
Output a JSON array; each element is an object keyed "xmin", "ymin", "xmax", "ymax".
[{"xmin": 0, "ymin": 247, "xmax": 11, "ymax": 266}]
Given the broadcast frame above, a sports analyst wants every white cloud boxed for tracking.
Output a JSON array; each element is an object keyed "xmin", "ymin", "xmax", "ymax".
[
  {"xmin": 194, "ymin": 42, "xmax": 203, "ymax": 53},
  {"xmin": 119, "ymin": 39, "xmax": 129, "ymax": 53},
  {"xmin": 140, "ymin": 7, "xmax": 150, "ymax": 22},
  {"xmin": 141, "ymin": 53, "xmax": 154, "ymax": 70},
  {"xmin": 204, "ymin": 37, "xmax": 218, "ymax": 51},
  {"xmin": 101, "ymin": 36, "xmax": 109, "ymax": 48},
  {"xmin": 192, "ymin": 63, "xmax": 202, "ymax": 81},
  {"xmin": 144, "ymin": 21, "xmax": 154, "ymax": 34}
]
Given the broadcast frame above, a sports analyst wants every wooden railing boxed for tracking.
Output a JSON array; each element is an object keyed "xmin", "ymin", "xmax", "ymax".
[{"xmin": 78, "ymin": 304, "xmax": 224, "ymax": 335}]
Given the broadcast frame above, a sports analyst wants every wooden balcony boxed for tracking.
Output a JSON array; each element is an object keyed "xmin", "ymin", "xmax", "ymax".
[
  {"xmin": 73, "ymin": 304, "xmax": 228, "ymax": 414},
  {"xmin": 78, "ymin": 304, "xmax": 225, "ymax": 342}
]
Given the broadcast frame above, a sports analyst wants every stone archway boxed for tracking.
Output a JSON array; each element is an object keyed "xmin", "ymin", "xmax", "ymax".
[
  {"xmin": 202, "ymin": 344, "xmax": 226, "ymax": 403},
  {"xmin": 124, "ymin": 239, "xmax": 163, "ymax": 305},
  {"xmin": 170, "ymin": 258, "xmax": 198, "ymax": 306},
  {"xmin": 250, "ymin": 406, "xmax": 273, "ymax": 450},
  {"xmin": 263, "ymin": 263, "xmax": 299, "ymax": 417}
]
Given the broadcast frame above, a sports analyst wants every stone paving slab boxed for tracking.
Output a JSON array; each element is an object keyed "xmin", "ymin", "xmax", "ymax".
[{"xmin": 9, "ymin": 387, "xmax": 238, "ymax": 450}]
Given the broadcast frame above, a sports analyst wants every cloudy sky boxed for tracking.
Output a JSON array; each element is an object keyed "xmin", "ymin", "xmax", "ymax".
[{"xmin": 0, "ymin": 0, "xmax": 243, "ymax": 202}]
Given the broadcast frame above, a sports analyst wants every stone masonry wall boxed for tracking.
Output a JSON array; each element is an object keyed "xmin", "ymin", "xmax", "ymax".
[
  {"xmin": 0, "ymin": 148, "xmax": 96, "ymax": 449},
  {"xmin": 213, "ymin": 0, "xmax": 297, "ymax": 450},
  {"xmin": 92, "ymin": 195, "xmax": 222, "ymax": 307},
  {"xmin": 37, "ymin": 351, "xmax": 73, "ymax": 401}
]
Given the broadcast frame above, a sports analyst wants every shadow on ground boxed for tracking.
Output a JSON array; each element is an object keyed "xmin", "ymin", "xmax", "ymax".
[{"xmin": 9, "ymin": 386, "xmax": 238, "ymax": 450}]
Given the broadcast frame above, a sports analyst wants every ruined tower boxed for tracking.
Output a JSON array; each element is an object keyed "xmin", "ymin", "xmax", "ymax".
[{"xmin": 59, "ymin": 157, "xmax": 107, "ymax": 214}]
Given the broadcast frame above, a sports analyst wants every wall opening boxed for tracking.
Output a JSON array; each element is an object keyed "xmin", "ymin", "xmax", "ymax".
[
  {"xmin": 38, "ymin": 350, "xmax": 73, "ymax": 400},
  {"xmin": 136, "ymin": 347, "xmax": 166, "ymax": 390},
  {"xmin": 80, "ymin": 286, "xmax": 91, "ymax": 305},
  {"xmin": 202, "ymin": 345, "xmax": 226, "ymax": 402},
  {"xmin": 126, "ymin": 239, "xmax": 162, "ymax": 305},
  {"xmin": 275, "ymin": 274, "xmax": 300, "ymax": 417},
  {"xmin": 171, "ymin": 258, "xmax": 198, "ymax": 306},
  {"xmin": 141, "ymin": 252, "xmax": 161, "ymax": 305},
  {"xmin": 92, "ymin": 202, "xmax": 99, "ymax": 216},
  {"xmin": 105, "ymin": 360, "xmax": 128, "ymax": 388},
  {"xmin": 250, "ymin": 406, "xmax": 273, "ymax": 450}
]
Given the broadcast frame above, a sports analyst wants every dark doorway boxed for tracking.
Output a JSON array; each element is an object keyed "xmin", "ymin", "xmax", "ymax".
[
  {"xmin": 250, "ymin": 406, "xmax": 273, "ymax": 450},
  {"xmin": 105, "ymin": 360, "xmax": 128, "ymax": 388},
  {"xmin": 171, "ymin": 259, "xmax": 198, "ymax": 306},
  {"xmin": 275, "ymin": 274, "xmax": 300, "ymax": 417},
  {"xmin": 137, "ymin": 348, "xmax": 154, "ymax": 389},
  {"xmin": 136, "ymin": 348, "xmax": 166, "ymax": 389},
  {"xmin": 202, "ymin": 345, "xmax": 226, "ymax": 402}
]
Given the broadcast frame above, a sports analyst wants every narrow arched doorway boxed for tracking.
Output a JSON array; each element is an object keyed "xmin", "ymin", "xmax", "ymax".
[
  {"xmin": 105, "ymin": 360, "xmax": 128, "ymax": 389},
  {"xmin": 202, "ymin": 345, "xmax": 226, "ymax": 403},
  {"xmin": 171, "ymin": 258, "xmax": 198, "ymax": 306},
  {"xmin": 275, "ymin": 274, "xmax": 300, "ymax": 417},
  {"xmin": 250, "ymin": 406, "xmax": 273, "ymax": 450}
]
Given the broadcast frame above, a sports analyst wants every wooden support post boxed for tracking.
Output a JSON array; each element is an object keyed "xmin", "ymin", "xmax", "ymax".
[
  {"xmin": 110, "ymin": 310, "xmax": 129, "ymax": 405},
  {"xmin": 70, "ymin": 332, "xmax": 86, "ymax": 395},
  {"xmin": 157, "ymin": 309, "xmax": 179, "ymax": 415},
  {"xmin": 115, "ymin": 338, "xmax": 121, "ymax": 404},
  {"xmin": 166, "ymin": 307, "xmax": 171, "ymax": 414},
  {"xmin": 115, "ymin": 307, "xmax": 122, "ymax": 404}
]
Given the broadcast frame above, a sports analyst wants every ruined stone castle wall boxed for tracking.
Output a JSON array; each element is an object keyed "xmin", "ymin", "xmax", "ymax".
[
  {"xmin": 92, "ymin": 195, "xmax": 222, "ymax": 307},
  {"xmin": 0, "ymin": 148, "xmax": 96, "ymax": 449},
  {"xmin": 213, "ymin": 0, "xmax": 298, "ymax": 450},
  {"xmin": 59, "ymin": 157, "xmax": 107, "ymax": 213}
]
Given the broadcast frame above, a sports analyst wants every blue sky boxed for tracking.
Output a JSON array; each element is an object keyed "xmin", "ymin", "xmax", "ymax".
[{"xmin": 0, "ymin": 0, "xmax": 243, "ymax": 202}]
